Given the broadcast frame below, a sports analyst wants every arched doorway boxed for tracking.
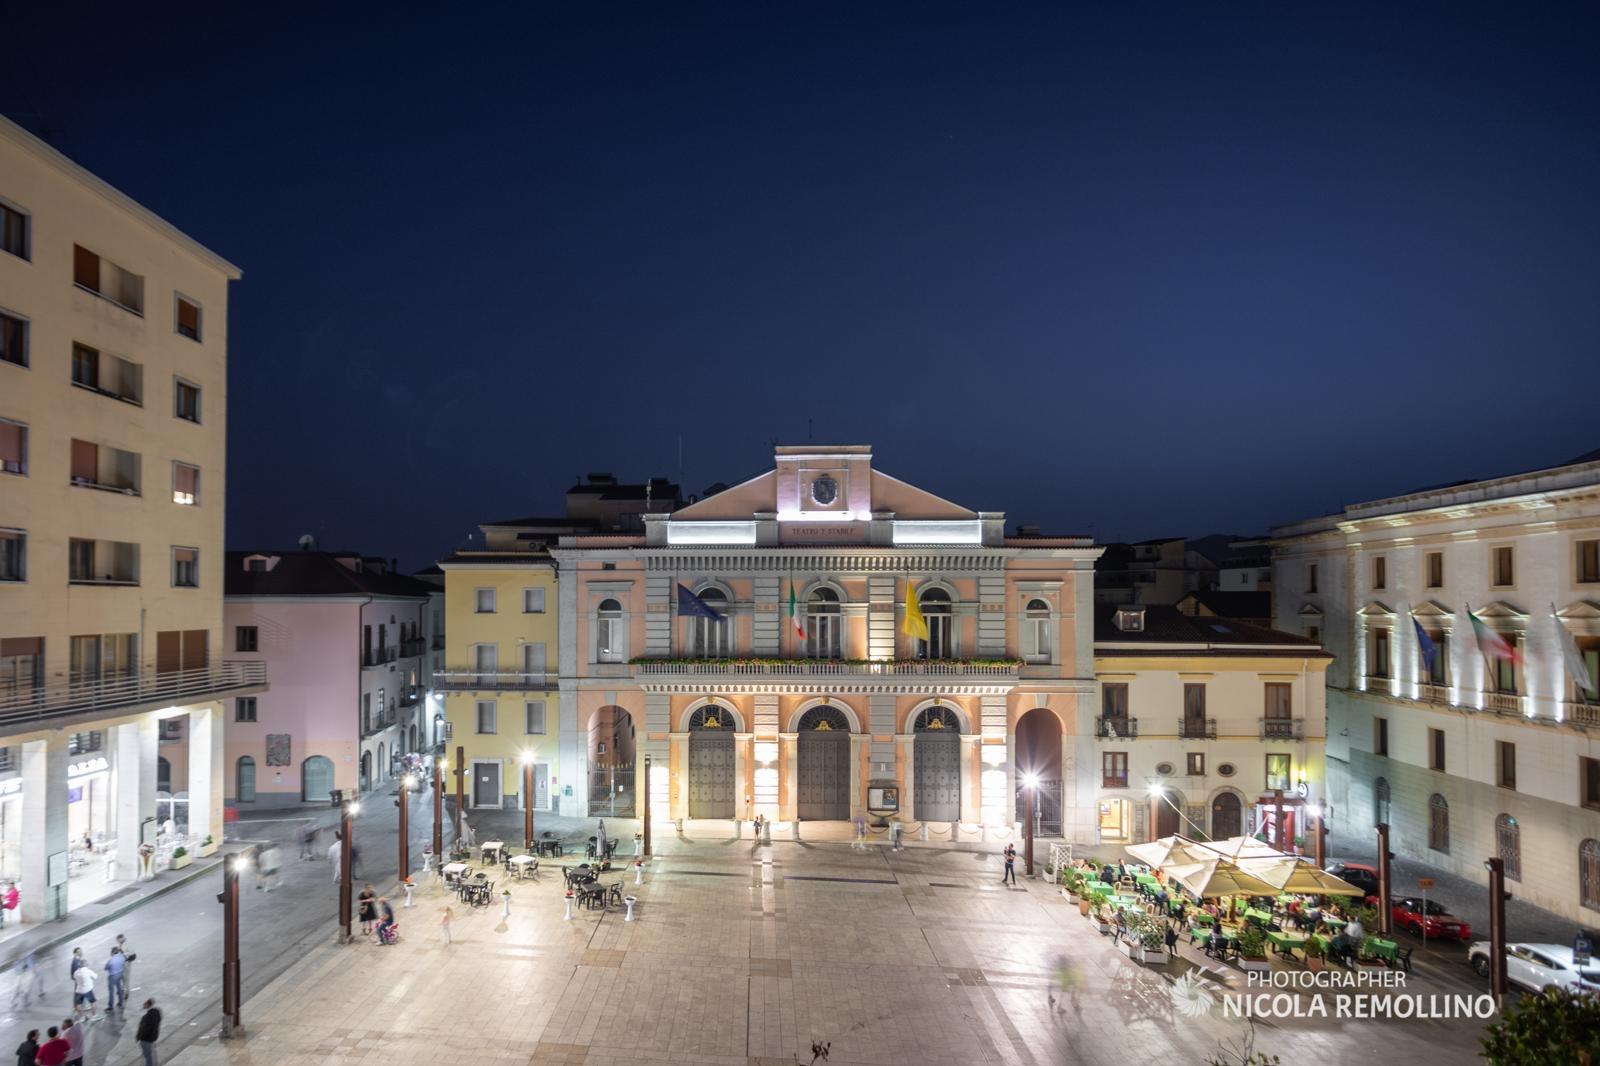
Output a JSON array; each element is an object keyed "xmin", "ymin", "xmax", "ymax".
[
  {"xmin": 797, "ymin": 704, "xmax": 851, "ymax": 820},
  {"xmin": 236, "ymin": 756, "xmax": 256, "ymax": 803},
  {"xmin": 1210, "ymin": 791, "xmax": 1243, "ymax": 839},
  {"xmin": 360, "ymin": 751, "xmax": 372, "ymax": 793},
  {"xmin": 302, "ymin": 755, "xmax": 334, "ymax": 803},
  {"xmin": 1155, "ymin": 789, "xmax": 1182, "ymax": 839},
  {"xmin": 1015, "ymin": 708, "xmax": 1062, "ymax": 835},
  {"xmin": 687, "ymin": 704, "xmax": 735, "ymax": 818},
  {"xmin": 913, "ymin": 704, "xmax": 961, "ymax": 822},
  {"xmin": 588, "ymin": 706, "xmax": 637, "ymax": 816}
]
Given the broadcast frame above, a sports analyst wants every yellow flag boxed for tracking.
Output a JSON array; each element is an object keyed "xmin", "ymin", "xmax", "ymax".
[{"xmin": 902, "ymin": 579, "xmax": 929, "ymax": 641}]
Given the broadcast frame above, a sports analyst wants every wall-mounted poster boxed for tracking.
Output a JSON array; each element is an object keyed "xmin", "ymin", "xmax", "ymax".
[
  {"xmin": 265, "ymin": 734, "xmax": 291, "ymax": 767},
  {"xmin": 868, "ymin": 787, "xmax": 899, "ymax": 811}
]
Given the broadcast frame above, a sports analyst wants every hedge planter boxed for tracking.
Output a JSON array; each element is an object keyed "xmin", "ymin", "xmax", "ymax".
[
  {"xmin": 1236, "ymin": 955, "xmax": 1270, "ymax": 973},
  {"xmin": 170, "ymin": 852, "xmax": 192, "ymax": 870},
  {"xmin": 1142, "ymin": 949, "xmax": 1169, "ymax": 965}
]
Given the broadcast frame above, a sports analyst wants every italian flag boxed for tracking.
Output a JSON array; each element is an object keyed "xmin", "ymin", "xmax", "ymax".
[
  {"xmin": 787, "ymin": 580, "xmax": 806, "ymax": 639},
  {"xmin": 1468, "ymin": 608, "xmax": 1522, "ymax": 665}
]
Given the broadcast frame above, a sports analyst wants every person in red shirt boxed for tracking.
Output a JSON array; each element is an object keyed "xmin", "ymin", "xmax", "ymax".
[{"xmin": 32, "ymin": 1029, "xmax": 67, "ymax": 1066}]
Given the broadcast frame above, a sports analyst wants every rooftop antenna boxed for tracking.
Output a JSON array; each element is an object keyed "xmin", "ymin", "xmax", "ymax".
[{"xmin": 677, "ymin": 434, "xmax": 684, "ymax": 494}]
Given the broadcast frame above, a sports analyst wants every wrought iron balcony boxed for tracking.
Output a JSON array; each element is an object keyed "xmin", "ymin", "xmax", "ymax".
[
  {"xmin": 435, "ymin": 671, "xmax": 555, "ymax": 692},
  {"xmin": 1259, "ymin": 717, "xmax": 1304, "ymax": 741},
  {"xmin": 362, "ymin": 648, "xmax": 398, "ymax": 668},
  {"xmin": 630, "ymin": 658, "xmax": 1020, "ymax": 677},
  {"xmin": 1095, "ymin": 715, "xmax": 1137, "ymax": 739},
  {"xmin": 400, "ymin": 638, "xmax": 427, "ymax": 658},
  {"xmin": 0, "ymin": 661, "xmax": 267, "ymax": 728},
  {"xmin": 1178, "ymin": 717, "xmax": 1217, "ymax": 740}
]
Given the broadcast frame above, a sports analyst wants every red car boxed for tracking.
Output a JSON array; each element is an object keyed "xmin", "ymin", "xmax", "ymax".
[{"xmin": 1392, "ymin": 897, "xmax": 1472, "ymax": 941}]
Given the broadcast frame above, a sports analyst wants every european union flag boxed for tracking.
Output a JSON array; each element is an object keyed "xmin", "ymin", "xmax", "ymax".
[
  {"xmin": 1412, "ymin": 617, "xmax": 1437, "ymax": 671},
  {"xmin": 677, "ymin": 583, "xmax": 723, "ymax": 620}
]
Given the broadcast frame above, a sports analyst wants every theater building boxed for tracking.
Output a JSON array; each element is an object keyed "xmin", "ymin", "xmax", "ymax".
[{"xmin": 551, "ymin": 445, "xmax": 1102, "ymax": 837}]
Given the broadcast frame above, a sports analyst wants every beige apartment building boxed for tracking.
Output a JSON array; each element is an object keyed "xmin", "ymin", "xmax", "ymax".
[{"xmin": 0, "ymin": 115, "xmax": 264, "ymax": 923}]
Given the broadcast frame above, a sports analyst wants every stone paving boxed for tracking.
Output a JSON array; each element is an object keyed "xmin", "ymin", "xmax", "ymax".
[{"xmin": 167, "ymin": 837, "xmax": 1497, "ymax": 1066}]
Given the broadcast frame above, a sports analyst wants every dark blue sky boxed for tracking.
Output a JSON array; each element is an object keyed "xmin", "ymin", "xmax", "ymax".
[{"xmin": 8, "ymin": 4, "xmax": 1598, "ymax": 567}]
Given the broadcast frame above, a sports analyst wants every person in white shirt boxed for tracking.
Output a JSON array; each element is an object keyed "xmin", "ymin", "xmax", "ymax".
[
  {"xmin": 328, "ymin": 838, "xmax": 342, "ymax": 884},
  {"xmin": 72, "ymin": 965, "xmax": 98, "ymax": 1020},
  {"xmin": 1345, "ymin": 917, "xmax": 1365, "ymax": 941}
]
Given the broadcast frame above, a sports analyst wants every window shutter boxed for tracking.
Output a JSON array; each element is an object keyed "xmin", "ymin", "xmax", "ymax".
[
  {"xmin": 71, "ymin": 439, "xmax": 97, "ymax": 481},
  {"xmin": 0, "ymin": 421, "xmax": 21, "ymax": 465},
  {"xmin": 177, "ymin": 298, "xmax": 199, "ymax": 335},
  {"xmin": 73, "ymin": 245, "xmax": 99, "ymax": 290}
]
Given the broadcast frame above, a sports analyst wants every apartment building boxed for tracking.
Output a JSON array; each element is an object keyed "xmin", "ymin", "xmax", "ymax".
[
  {"xmin": 1271, "ymin": 451, "xmax": 1600, "ymax": 923},
  {"xmin": 0, "ymin": 115, "xmax": 264, "ymax": 921}
]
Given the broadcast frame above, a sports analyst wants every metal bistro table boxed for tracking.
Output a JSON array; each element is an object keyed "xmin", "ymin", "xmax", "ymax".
[{"xmin": 510, "ymin": 854, "xmax": 539, "ymax": 881}]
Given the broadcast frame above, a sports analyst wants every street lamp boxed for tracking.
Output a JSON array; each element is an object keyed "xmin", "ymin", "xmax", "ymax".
[
  {"xmin": 1484, "ymin": 857, "xmax": 1510, "ymax": 1003},
  {"xmin": 433, "ymin": 757, "xmax": 445, "ymax": 864},
  {"xmin": 338, "ymin": 798, "xmax": 359, "ymax": 943},
  {"xmin": 1021, "ymin": 772, "xmax": 1039, "ymax": 877},
  {"xmin": 643, "ymin": 753, "xmax": 653, "ymax": 859},
  {"xmin": 521, "ymin": 752, "xmax": 535, "ymax": 851},
  {"xmin": 217, "ymin": 849, "xmax": 250, "ymax": 1037},
  {"xmin": 397, "ymin": 774, "xmax": 416, "ymax": 883}
]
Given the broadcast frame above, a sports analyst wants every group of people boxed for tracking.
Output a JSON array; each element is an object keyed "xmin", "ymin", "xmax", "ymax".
[
  {"xmin": 357, "ymin": 883, "xmax": 398, "ymax": 944},
  {"xmin": 15, "ymin": 1001, "xmax": 160, "ymax": 1066},
  {"xmin": 10, "ymin": 933, "xmax": 163, "ymax": 1066}
]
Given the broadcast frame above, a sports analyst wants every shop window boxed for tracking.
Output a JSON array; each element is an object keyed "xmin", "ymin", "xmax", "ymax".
[{"xmin": 67, "ymin": 731, "xmax": 104, "ymax": 755}]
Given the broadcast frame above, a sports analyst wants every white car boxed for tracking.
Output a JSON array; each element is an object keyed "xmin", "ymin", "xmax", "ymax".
[{"xmin": 1468, "ymin": 941, "xmax": 1600, "ymax": 994}]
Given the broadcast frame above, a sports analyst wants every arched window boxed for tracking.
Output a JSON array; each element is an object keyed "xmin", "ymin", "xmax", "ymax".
[
  {"xmin": 1496, "ymin": 814, "xmax": 1521, "ymax": 882},
  {"xmin": 236, "ymin": 756, "xmax": 256, "ymax": 803},
  {"xmin": 798, "ymin": 704, "xmax": 852, "ymax": 732},
  {"xmin": 913, "ymin": 704, "xmax": 961, "ymax": 732},
  {"xmin": 692, "ymin": 588, "xmax": 731, "ymax": 657},
  {"xmin": 1581, "ymin": 839, "xmax": 1600, "ymax": 912},
  {"xmin": 597, "ymin": 598, "xmax": 623, "ymax": 663},
  {"xmin": 1024, "ymin": 599, "xmax": 1051, "ymax": 664},
  {"xmin": 1428, "ymin": 794, "xmax": 1449, "ymax": 852},
  {"xmin": 1374, "ymin": 777, "xmax": 1390, "ymax": 825},
  {"xmin": 807, "ymin": 588, "xmax": 842, "ymax": 659},
  {"xmin": 919, "ymin": 588, "xmax": 953, "ymax": 659},
  {"xmin": 359, "ymin": 751, "xmax": 372, "ymax": 792}
]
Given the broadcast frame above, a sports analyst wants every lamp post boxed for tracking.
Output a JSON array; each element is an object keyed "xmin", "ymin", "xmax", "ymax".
[
  {"xmin": 397, "ymin": 774, "xmax": 414, "ymax": 883},
  {"xmin": 1021, "ymin": 772, "xmax": 1038, "ymax": 876},
  {"xmin": 453, "ymin": 745, "xmax": 466, "ymax": 843},
  {"xmin": 522, "ymin": 753, "xmax": 535, "ymax": 851},
  {"xmin": 1376, "ymin": 822, "xmax": 1393, "ymax": 936},
  {"xmin": 1485, "ymin": 857, "xmax": 1510, "ymax": 1003},
  {"xmin": 433, "ymin": 757, "xmax": 444, "ymax": 864},
  {"xmin": 338, "ymin": 797, "xmax": 359, "ymax": 943},
  {"xmin": 217, "ymin": 849, "xmax": 249, "ymax": 1037},
  {"xmin": 643, "ymin": 753, "xmax": 653, "ymax": 858}
]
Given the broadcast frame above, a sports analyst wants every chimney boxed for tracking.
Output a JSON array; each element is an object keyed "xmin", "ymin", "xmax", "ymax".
[{"xmin": 1113, "ymin": 606, "xmax": 1146, "ymax": 633}]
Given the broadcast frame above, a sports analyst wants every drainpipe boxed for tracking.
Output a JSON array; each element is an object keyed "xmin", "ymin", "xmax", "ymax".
[{"xmin": 355, "ymin": 596, "xmax": 372, "ymax": 794}]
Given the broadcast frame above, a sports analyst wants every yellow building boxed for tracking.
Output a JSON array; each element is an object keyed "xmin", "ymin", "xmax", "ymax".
[
  {"xmin": 438, "ymin": 520, "xmax": 560, "ymax": 814},
  {"xmin": 0, "ymin": 115, "xmax": 263, "ymax": 922}
]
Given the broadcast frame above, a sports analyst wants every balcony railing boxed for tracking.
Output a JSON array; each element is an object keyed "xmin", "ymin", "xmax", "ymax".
[
  {"xmin": 630, "ymin": 658, "xmax": 1021, "ymax": 677},
  {"xmin": 435, "ymin": 671, "xmax": 555, "ymax": 691},
  {"xmin": 399, "ymin": 686, "xmax": 423, "ymax": 708},
  {"xmin": 1259, "ymin": 717, "xmax": 1304, "ymax": 741},
  {"xmin": 431, "ymin": 635, "xmax": 446, "ymax": 651},
  {"xmin": 0, "ymin": 660, "xmax": 267, "ymax": 727},
  {"xmin": 1485, "ymin": 692, "xmax": 1523, "ymax": 717},
  {"xmin": 1417, "ymin": 683, "xmax": 1450, "ymax": 705},
  {"xmin": 1178, "ymin": 717, "xmax": 1217, "ymax": 740},
  {"xmin": 1566, "ymin": 700, "xmax": 1600, "ymax": 727},
  {"xmin": 362, "ymin": 648, "xmax": 398, "ymax": 668},
  {"xmin": 1365, "ymin": 675, "xmax": 1394, "ymax": 696},
  {"xmin": 1095, "ymin": 716, "xmax": 1137, "ymax": 739},
  {"xmin": 400, "ymin": 638, "xmax": 427, "ymax": 658}
]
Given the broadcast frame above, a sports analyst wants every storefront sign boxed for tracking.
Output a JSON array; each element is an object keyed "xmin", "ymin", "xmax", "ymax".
[{"xmin": 68, "ymin": 756, "xmax": 109, "ymax": 779}]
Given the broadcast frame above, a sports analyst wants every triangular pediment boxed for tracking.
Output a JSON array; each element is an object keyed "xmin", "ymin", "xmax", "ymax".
[
  {"xmin": 1357, "ymin": 600, "xmax": 1396, "ymax": 618},
  {"xmin": 672, "ymin": 470, "xmax": 776, "ymax": 520},
  {"xmin": 1410, "ymin": 600, "xmax": 1455, "ymax": 620},
  {"xmin": 1297, "ymin": 603, "xmax": 1324, "ymax": 617},
  {"xmin": 869, "ymin": 470, "xmax": 976, "ymax": 520},
  {"xmin": 1556, "ymin": 599, "xmax": 1600, "ymax": 622},
  {"xmin": 1471, "ymin": 600, "xmax": 1527, "ymax": 621}
]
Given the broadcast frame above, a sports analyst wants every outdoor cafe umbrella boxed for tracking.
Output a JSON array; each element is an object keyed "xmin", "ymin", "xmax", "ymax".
[
  {"xmin": 1124, "ymin": 835, "xmax": 1213, "ymax": 869},
  {"xmin": 1234, "ymin": 856, "xmax": 1365, "ymax": 896},
  {"xmin": 1198, "ymin": 835, "xmax": 1287, "ymax": 861},
  {"xmin": 1161, "ymin": 858, "xmax": 1283, "ymax": 900}
]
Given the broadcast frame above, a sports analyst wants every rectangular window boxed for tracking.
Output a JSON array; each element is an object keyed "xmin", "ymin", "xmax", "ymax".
[
  {"xmin": 1372, "ymin": 556, "xmax": 1386, "ymax": 590},
  {"xmin": 1264, "ymin": 682, "xmax": 1292, "ymax": 719},
  {"xmin": 1307, "ymin": 624, "xmax": 1321, "ymax": 644},
  {"xmin": 476, "ymin": 700, "xmax": 497, "ymax": 734},
  {"xmin": 1101, "ymin": 751, "xmax": 1128, "ymax": 788},
  {"xmin": 1429, "ymin": 728, "xmax": 1446, "ymax": 772},
  {"xmin": 472, "ymin": 644, "xmax": 498, "ymax": 672},
  {"xmin": 1579, "ymin": 540, "xmax": 1600, "ymax": 585},
  {"xmin": 1492, "ymin": 545, "xmax": 1515, "ymax": 587},
  {"xmin": 0, "ymin": 309, "xmax": 27, "ymax": 367},
  {"xmin": 521, "ymin": 642, "xmax": 546, "ymax": 676},
  {"xmin": 1374, "ymin": 717, "xmax": 1388, "ymax": 756},
  {"xmin": 173, "ymin": 461, "xmax": 199, "ymax": 505},
  {"xmin": 1186, "ymin": 752, "xmax": 1205, "ymax": 776},
  {"xmin": 1423, "ymin": 630, "xmax": 1448, "ymax": 685},
  {"xmin": 0, "ymin": 529, "xmax": 24, "ymax": 582},
  {"xmin": 0, "ymin": 418, "xmax": 26, "ymax": 475},
  {"xmin": 1265, "ymin": 754, "xmax": 1291, "ymax": 791},
  {"xmin": 1583, "ymin": 757, "xmax": 1600, "ymax": 810},
  {"xmin": 1101, "ymin": 682, "xmax": 1128, "ymax": 719},
  {"xmin": 175, "ymin": 296, "xmax": 201, "ymax": 341},
  {"xmin": 0, "ymin": 201, "xmax": 28, "ymax": 260},
  {"xmin": 1306, "ymin": 562, "xmax": 1318, "ymax": 594},
  {"xmin": 1425, "ymin": 551, "xmax": 1444, "ymax": 589},
  {"xmin": 1494, "ymin": 653, "xmax": 1518, "ymax": 695},
  {"xmin": 69, "ymin": 539, "xmax": 139, "ymax": 584},
  {"xmin": 1496, "ymin": 741, "xmax": 1516, "ymax": 790},
  {"xmin": 1371, "ymin": 627, "xmax": 1390, "ymax": 678},
  {"xmin": 235, "ymin": 696, "xmax": 257, "ymax": 723},
  {"xmin": 361, "ymin": 693, "xmax": 372, "ymax": 734},
  {"xmin": 71, "ymin": 343, "xmax": 142, "ymax": 404},
  {"xmin": 525, "ymin": 700, "xmax": 546, "ymax": 734},
  {"xmin": 69, "ymin": 439, "xmax": 140, "ymax": 494},
  {"xmin": 73, "ymin": 245, "xmax": 143, "ymax": 314},
  {"xmin": 172, "ymin": 547, "xmax": 199, "ymax": 588},
  {"xmin": 174, "ymin": 379, "xmax": 201, "ymax": 423},
  {"xmin": 67, "ymin": 731, "xmax": 104, "ymax": 756},
  {"xmin": 523, "ymin": 587, "xmax": 546, "ymax": 613},
  {"xmin": 236, "ymin": 626, "xmax": 258, "ymax": 653},
  {"xmin": 475, "ymin": 588, "xmax": 496, "ymax": 613}
]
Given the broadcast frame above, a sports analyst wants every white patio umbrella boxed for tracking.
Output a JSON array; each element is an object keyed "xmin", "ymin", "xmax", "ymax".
[
  {"xmin": 1235, "ymin": 856, "xmax": 1365, "ymax": 896},
  {"xmin": 1198, "ymin": 835, "xmax": 1289, "ymax": 861},
  {"xmin": 1124, "ymin": 835, "xmax": 1212, "ymax": 869},
  {"xmin": 1161, "ymin": 858, "xmax": 1284, "ymax": 899}
]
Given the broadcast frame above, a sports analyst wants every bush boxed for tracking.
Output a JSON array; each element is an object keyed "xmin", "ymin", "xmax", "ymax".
[
  {"xmin": 1236, "ymin": 924, "xmax": 1267, "ymax": 959},
  {"xmin": 1303, "ymin": 936, "xmax": 1325, "ymax": 959},
  {"xmin": 1481, "ymin": 987, "xmax": 1600, "ymax": 1064},
  {"xmin": 1353, "ymin": 904, "xmax": 1380, "ymax": 930},
  {"xmin": 172, "ymin": 846, "xmax": 188, "ymax": 859}
]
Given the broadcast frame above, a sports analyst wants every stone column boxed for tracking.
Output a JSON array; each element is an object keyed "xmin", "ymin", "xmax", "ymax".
[
  {"xmin": 849, "ymin": 735, "xmax": 866, "ymax": 819},
  {"xmin": 114, "ymin": 720, "xmax": 157, "ymax": 880},
  {"xmin": 668, "ymin": 735, "xmax": 688, "ymax": 821},
  {"xmin": 20, "ymin": 737, "xmax": 68, "ymax": 922},
  {"xmin": 734, "ymin": 735, "xmax": 751, "ymax": 820},
  {"xmin": 188, "ymin": 705, "xmax": 222, "ymax": 846},
  {"xmin": 959, "ymin": 735, "xmax": 980, "ymax": 823},
  {"xmin": 558, "ymin": 689, "xmax": 581, "ymax": 817},
  {"xmin": 897, "ymin": 735, "xmax": 915, "ymax": 821},
  {"xmin": 778, "ymin": 735, "xmax": 797, "ymax": 821}
]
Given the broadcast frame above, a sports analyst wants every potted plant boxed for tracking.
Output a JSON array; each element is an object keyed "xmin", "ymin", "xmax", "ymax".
[
  {"xmin": 1235, "ymin": 924, "xmax": 1270, "ymax": 972},
  {"xmin": 1126, "ymin": 911, "xmax": 1167, "ymax": 964},
  {"xmin": 1291, "ymin": 835, "xmax": 1306, "ymax": 856},
  {"xmin": 1304, "ymin": 935, "xmax": 1326, "ymax": 972},
  {"xmin": 197, "ymin": 835, "xmax": 218, "ymax": 858},
  {"xmin": 170, "ymin": 846, "xmax": 191, "ymax": 870},
  {"xmin": 1093, "ymin": 903, "xmax": 1113, "ymax": 936},
  {"xmin": 1060, "ymin": 869, "xmax": 1082, "ymax": 904}
]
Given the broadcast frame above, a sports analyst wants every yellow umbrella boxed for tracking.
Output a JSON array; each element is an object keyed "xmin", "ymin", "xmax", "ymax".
[{"xmin": 1162, "ymin": 858, "xmax": 1284, "ymax": 899}]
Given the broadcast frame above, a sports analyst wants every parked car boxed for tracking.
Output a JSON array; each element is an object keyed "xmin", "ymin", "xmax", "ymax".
[
  {"xmin": 1391, "ymin": 897, "xmax": 1472, "ymax": 940},
  {"xmin": 1468, "ymin": 942, "xmax": 1600, "ymax": 994},
  {"xmin": 1323, "ymin": 861, "xmax": 1380, "ymax": 900}
]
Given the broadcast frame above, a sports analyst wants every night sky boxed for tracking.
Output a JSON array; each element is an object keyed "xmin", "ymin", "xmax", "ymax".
[{"xmin": 7, "ymin": 5, "xmax": 1598, "ymax": 568}]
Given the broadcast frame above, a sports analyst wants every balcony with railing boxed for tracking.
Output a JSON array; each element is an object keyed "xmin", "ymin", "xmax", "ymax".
[
  {"xmin": 1095, "ymin": 716, "xmax": 1137, "ymax": 739},
  {"xmin": 1417, "ymin": 683, "xmax": 1450, "ymax": 705},
  {"xmin": 1485, "ymin": 691, "xmax": 1523, "ymax": 717},
  {"xmin": 398, "ymin": 685, "xmax": 424, "ymax": 708},
  {"xmin": 434, "ymin": 671, "xmax": 555, "ymax": 692},
  {"xmin": 1565, "ymin": 700, "xmax": 1600, "ymax": 727},
  {"xmin": 1365, "ymin": 675, "xmax": 1395, "ymax": 697},
  {"xmin": 1178, "ymin": 717, "xmax": 1217, "ymax": 740},
  {"xmin": 400, "ymin": 638, "xmax": 427, "ymax": 658},
  {"xmin": 0, "ymin": 660, "xmax": 267, "ymax": 727},
  {"xmin": 362, "ymin": 647, "xmax": 399, "ymax": 668},
  {"xmin": 1259, "ymin": 717, "xmax": 1304, "ymax": 741},
  {"xmin": 629, "ymin": 657, "xmax": 1021, "ymax": 678}
]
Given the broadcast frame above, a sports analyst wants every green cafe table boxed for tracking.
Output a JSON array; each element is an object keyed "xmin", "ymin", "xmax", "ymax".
[
  {"xmin": 1267, "ymin": 931, "xmax": 1307, "ymax": 958},
  {"xmin": 1136, "ymin": 874, "xmax": 1161, "ymax": 888},
  {"xmin": 1190, "ymin": 912, "xmax": 1217, "ymax": 926},
  {"xmin": 1244, "ymin": 908, "xmax": 1274, "ymax": 926},
  {"xmin": 1308, "ymin": 934, "xmax": 1332, "ymax": 957},
  {"xmin": 1366, "ymin": 938, "xmax": 1399, "ymax": 963},
  {"xmin": 1190, "ymin": 927, "xmax": 1213, "ymax": 946},
  {"xmin": 1320, "ymin": 916, "xmax": 1346, "ymax": 930}
]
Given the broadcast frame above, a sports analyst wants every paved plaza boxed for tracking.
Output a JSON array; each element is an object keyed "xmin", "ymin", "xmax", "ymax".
[{"xmin": 161, "ymin": 833, "xmax": 1498, "ymax": 1066}]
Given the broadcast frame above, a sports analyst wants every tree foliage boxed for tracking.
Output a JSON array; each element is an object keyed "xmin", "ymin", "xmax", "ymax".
[{"xmin": 1482, "ymin": 989, "xmax": 1600, "ymax": 1066}]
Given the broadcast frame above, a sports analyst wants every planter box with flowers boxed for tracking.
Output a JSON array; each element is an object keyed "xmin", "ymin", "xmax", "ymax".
[
  {"xmin": 196, "ymin": 835, "xmax": 218, "ymax": 858},
  {"xmin": 170, "ymin": 846, "xmax": 191, "ymax": 870},
  {"xmin": 1234, "ymin": 924, "xmax": 1270, "ymax": 972},
  {"xmin": 1125, "ymin": 911, "xmax": 1170, "ymax": 965}
]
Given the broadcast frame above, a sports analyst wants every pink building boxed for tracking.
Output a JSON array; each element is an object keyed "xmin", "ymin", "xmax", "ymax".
[{"xmin": 223, "ymin": 550, "xmax": 434, "ymax": 807}]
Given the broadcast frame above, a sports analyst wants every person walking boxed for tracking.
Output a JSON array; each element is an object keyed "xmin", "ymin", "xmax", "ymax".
[
  {"xmin": 67, "ymin": 949, "xmax": 83, "ymax": 980},
  {"xmin": 70, "ymin": 964, "xmax": 96, "ymax": 1021},
  {"xmin": 328, "ymin": 835, "xmax": 343, "ymax": 883},
  {"xmin": 348, "ymin": 841, "xmax": 363, "ymax": 879},
  {"xmin": 114, "ymin": 936, "xmax": 136, "ymax": 994},
  {"xmin": 258, "ymin": 844, "xmax": 282, "ymax": 892},
  {"xmin": 1, "ymin": 881, "xmax": 17, "ymax": 927},
  {"xmin": 358, "ymin": 884, "xmax": 377, "ymax": 936},
  {"xmin": 299, "ymin": 821, "xmax": 318, "ymax": 861},
  {"xmin": 104, "ymin": 948, "xmax": 127, "ymax": 1013},
  {"xmin": 135, "ymin": 1000, "xmax": 160, "ymax": 1066},
  {"xmin": 1001, "ymin": 844, "xmax": 1017, "ymax": 886},
  {"xmin": 32, "ymin": 1029, "xmax": 66, "ymax": 1066},
  {"xmin": 439, "ymin": 905, "xmax": 454, "ymax": 946},
  {"xmin": 11, "ymin": 953, "xmax": 40, "ymax": 1009},
  {"xmin": 15, "ymin": 1029, "xmax": 38, "ymax": 1066},
  {"xmin": 58, "ymin": 1022, "xmax": 81, "ymax": 1066}
]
